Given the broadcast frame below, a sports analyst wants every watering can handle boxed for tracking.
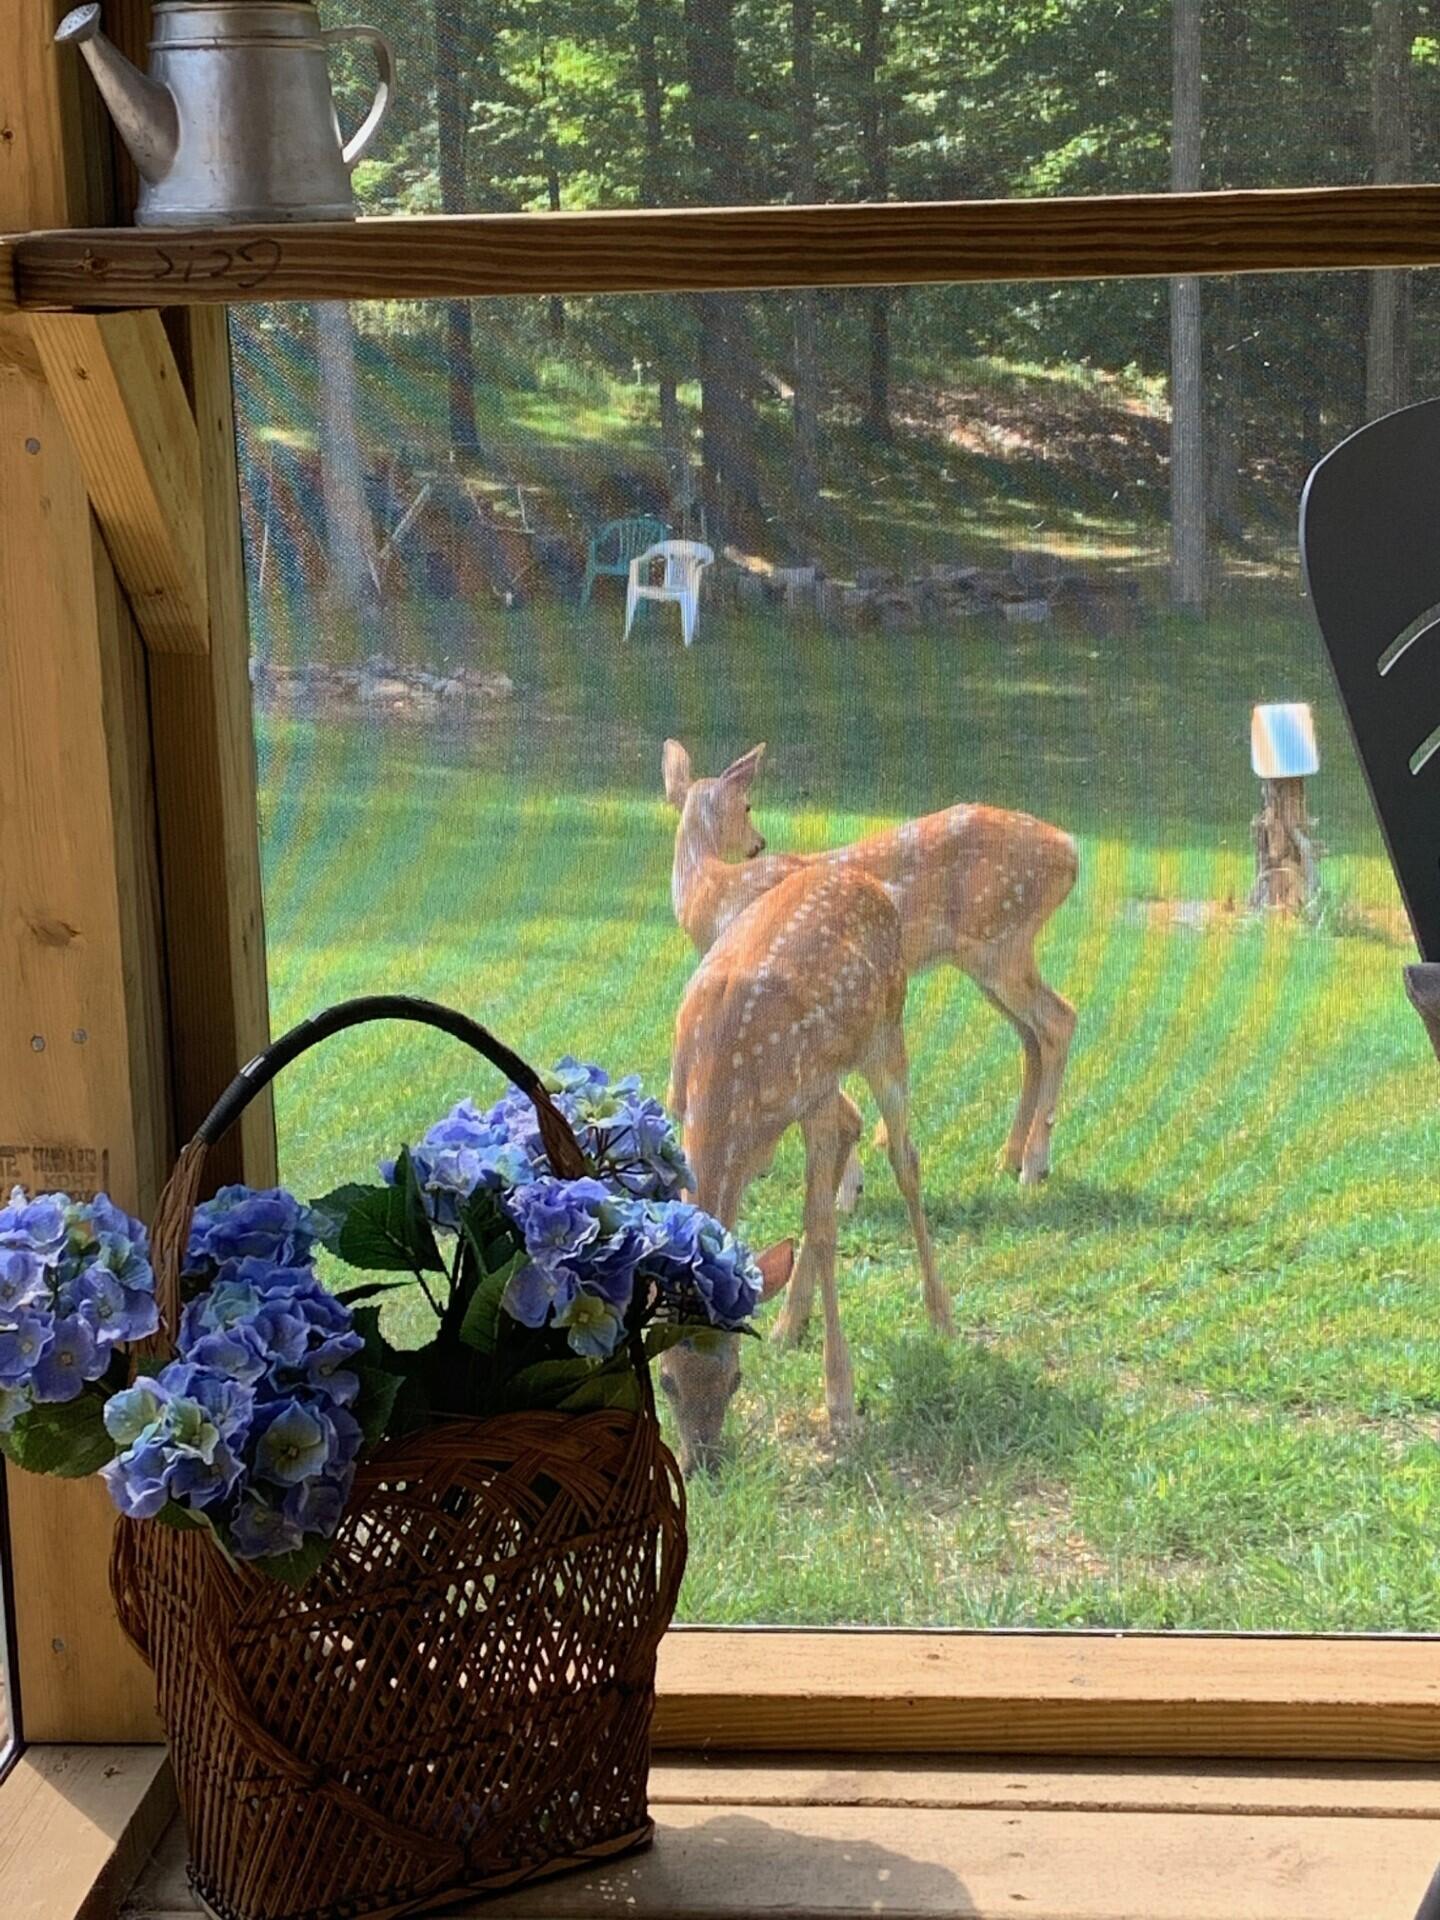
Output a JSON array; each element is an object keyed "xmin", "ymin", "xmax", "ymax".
[{"xmin": 323, "ymin": 23, "xmax": 394, "ymax": 171}]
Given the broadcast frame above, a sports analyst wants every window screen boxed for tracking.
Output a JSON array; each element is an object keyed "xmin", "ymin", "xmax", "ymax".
[{"xmin": 232, "ymin": 260, "xmax": 1440, "ymax": 1631}]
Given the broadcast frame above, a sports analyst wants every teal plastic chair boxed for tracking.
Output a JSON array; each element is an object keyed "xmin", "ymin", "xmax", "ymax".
[{"xmin": 578, "ymin": 515, "xmax": 669, "ymax": 608}]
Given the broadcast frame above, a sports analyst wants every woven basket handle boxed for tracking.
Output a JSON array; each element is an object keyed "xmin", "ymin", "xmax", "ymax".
[{"xmin": 145, "ymin": 995, "xmax": 587, "ymax": 1350}]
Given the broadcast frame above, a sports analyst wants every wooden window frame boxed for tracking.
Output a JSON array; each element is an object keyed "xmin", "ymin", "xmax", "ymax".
[{"xmin": 3, "ymin": 2, "xmax": 1438, "ymax": 1765}]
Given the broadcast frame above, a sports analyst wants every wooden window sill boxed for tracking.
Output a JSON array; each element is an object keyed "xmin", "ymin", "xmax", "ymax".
[
  {"xmin": 0, "ymin": 1746, "xmax": 173, "ymax": 1920},
  {"xmin": 115, "ymin": 1755, "xmax": 1440, "ymax": 1920}
]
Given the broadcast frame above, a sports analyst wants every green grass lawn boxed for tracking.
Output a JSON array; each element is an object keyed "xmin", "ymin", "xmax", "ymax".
[{"xmin": 255, "ymin": 598, "xmax": 1440, "ymax": 1631}]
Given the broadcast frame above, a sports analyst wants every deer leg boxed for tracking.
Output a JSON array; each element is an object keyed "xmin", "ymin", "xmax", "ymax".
[
  {"xmin": 771, "ymin": 1094, "xmax": 860, "ymax": 1349},
  {"xmin": 795, "ymin": 1099, "xmax": 855, "ymax": 1433},
  {"xmin": 864, "ymin": 1028, "xmax": 953, "ymax": 1338},
  {"xmin": 836, "ymin": 1092, "xmax": 865, "ymax": 1214},
  {"xmin": 975, "ymin": 979, "xmax": 1045, "ymax": 1178},
  {"xmin": 1017, "ymin": 977, "xmax": 1077, "ymax": 1185}
]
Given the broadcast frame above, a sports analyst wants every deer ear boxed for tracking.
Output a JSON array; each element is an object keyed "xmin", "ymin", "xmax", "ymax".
[
  {"xmin": 756, "ymin": 1238, "xmax": 795, "ymax": 1303},
  {"xmin": 663, "ymin": 739, "xmax": 693, "ymax": 810},
  {"xmin": 721, "ymin": 742, "xmax": 766, "ymax": 791}
]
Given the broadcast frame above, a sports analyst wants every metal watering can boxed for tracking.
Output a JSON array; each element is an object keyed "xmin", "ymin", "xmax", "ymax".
[{"xmin": 55, "ymin": 1, "xmax": 394, "ymax": 226}]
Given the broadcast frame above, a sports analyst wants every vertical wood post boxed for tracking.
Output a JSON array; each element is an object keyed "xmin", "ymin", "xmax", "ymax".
[{"xmin": 0, "ymin": 0, "xmax": 272, "ymax": 1740}]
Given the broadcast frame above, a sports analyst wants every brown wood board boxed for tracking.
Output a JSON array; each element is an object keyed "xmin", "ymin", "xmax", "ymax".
[
  {"xmin": 653, "ymin": 1632, "xmax": 1440, "ymax": 1758},
  {"xmin": 11, "ymin": 185, "xmax": 1440, "ymax": 310}
]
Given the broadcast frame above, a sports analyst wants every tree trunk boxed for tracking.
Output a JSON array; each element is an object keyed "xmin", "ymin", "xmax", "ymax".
[
  {"xmin": 637, "ymin": 0, "xmax": 684, "ymax": 503},
  {"xmin": 314, "ymin": 303, "xmax": 378, "ymax": 654},
  {"xmin": 859, "ymin": 0, "xmax": 892, "ymax": 445},
  {"xmin": 434, "ymin": 0, "xmax": 480, "ymax": 455},
  {"xmin": 1170, "ymin": 0, "xmax": 1206, "ymax": 615},
  {"xmin": 687, "ymin": 0, "xmax": 763, "ymax": 541},
  {"xmin": 539, "ymin": 42, "xmax": 566, "ymax": 340},
  {"xmin": 1367, "ymin": 1, "xmax": 1412, "ymax": 419},
  {"xmin": 1206, "ymin": 279, "xmax": 1244, "ymax": 552},
  {"xmin": 792, "ymin": 0, "xmax": 820, "ymax": 543}
]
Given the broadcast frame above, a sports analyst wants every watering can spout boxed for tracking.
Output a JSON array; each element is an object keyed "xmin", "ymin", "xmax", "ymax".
[{"xmin": 55, "ymin": 4, "xmax": 179, "ymax": 187}]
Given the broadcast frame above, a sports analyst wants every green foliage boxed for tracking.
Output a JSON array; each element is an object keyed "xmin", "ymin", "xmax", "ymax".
[
  {"xmin": 0, "ymin": 1391, "xmax": 114, "ymax": 1479},
  {"xmin": 330, "ymin": 1151, "xmax": 444, "ymax": 1274},
  {"xmin": 457, "ymin": 1255, "xmax": 519, "ymax": 1355}
]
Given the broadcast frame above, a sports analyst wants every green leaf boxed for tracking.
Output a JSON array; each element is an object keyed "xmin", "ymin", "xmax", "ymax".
[
  {"xmin": 643, "ymin": 1325, "xmax": 693, "ymax": 1360},
  {"xmin": 334, "ymin": 1279, "xmax": 413, "ymax": 1306},
  {"xmin": 353, "ymin": 1364, "xmax": 403, "ymax": 1447},
  {"xmin": 0, "ymin": 1391, "xmax": 114, "ymax": 1478},
  {"xmin": 308, "ymin": 1183, "xmax": 382, "ymax": 1256},
  {"xmin": 336, "ymin": 1149, "xmax": 444, "ymax": 1274},
  {"xmin": 558, "ymin": 1366, "xmax": 645, "ymax": 1413},
  {"xmin": 504, "ymin": 1357, "xmax": 598, "ymax": 1407},
  {"xmin": 153, "ymin": 1499, "xmax": 208, "ymax": 1532},
  {"xmin": 459, "ymin": 1188, "xmax": 521, "ymax": 1275},
  {"xmin": 259, "ymin": 1532, "xmax": 334, "ymax": 1591},
  {"xmin": 457, "ymin": 1253, "xmax": 519, "ymax": 1355}
]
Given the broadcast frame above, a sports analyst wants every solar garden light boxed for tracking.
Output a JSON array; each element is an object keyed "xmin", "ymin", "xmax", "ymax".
[{"xmin": 1249, "ymin": 701, "xmax": 1321, "ymax": 913}]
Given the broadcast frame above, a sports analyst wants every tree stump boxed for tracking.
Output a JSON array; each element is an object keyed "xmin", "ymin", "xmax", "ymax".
[{"xmin": 1250, "ymin": 775, "xmax": 1320, "ymax": 912}]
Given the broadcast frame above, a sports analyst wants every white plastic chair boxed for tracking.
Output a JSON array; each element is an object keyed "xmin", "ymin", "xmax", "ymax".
[{"xmin": 624, "ymin": 540, "xmax": 714, "ymax": 648}]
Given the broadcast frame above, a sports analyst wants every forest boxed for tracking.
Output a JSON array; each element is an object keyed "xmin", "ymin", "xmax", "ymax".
[{"xmin": 244, "ymin": 0, "xmax": 1440, "ymax": 630}]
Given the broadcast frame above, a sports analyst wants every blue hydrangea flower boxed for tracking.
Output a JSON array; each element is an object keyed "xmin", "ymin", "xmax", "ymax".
[
  {"xmin": 0, "ymin": 1384, "xmax": 32, "ymax": 1434},
  {"xmin": 252, "ymin": 1398, "xmax": 332, "ymax": 1486},
  {"xmin": 101, "ymin": 1363, "xmax": 250, "ymax": 1519},
  {"xmin": 638, "ymin": 1202, "xmax": 762, "ymax": 1331},
  {"xmin": 304, "ymin": 1331, "xmax": 364, "ymax": 1406},
  {"xmin": 0, "ymin": 1189, "xmax": 158, "ymax": 1416},
  {"xmin": 100, "ymin": 1218, "xmax": 366, "ymax": 1562},
  {"xmin": 506, "ymin": 1177, "xmax": 615, "ymax": 1270},
  {"xmin": 554, "ymin": 1291, "xmax": 625, "ymax": 1358},
  {"xmin": 0, "ymin": 1188, "xmax": 68, "ymax": 1266},
  {"xmin": 103, "ymin": 1441, "xmax": 173, "ymax": 1520},
  {"xmin": 383, "ymin": 1099, "xmax": 538, "ymax": 1228},
  {"xmin": 185, "ymin": 1187, "xmax": 324, "ymax": 1279},
  {"xmin": 503, "ymin": 1259, "xmax": 582, "ymax": 1329},
  {"xmin": 0, "ymin": 1250, "xmax": 49, "ymax": 1316},
  {"xmin": 230, "ymin": 1494, "xmax": 305, "ymax": 1560},
  {"xmin": 71, "ymin": 1264, "xmax": 159, "ymax": 1347},
  {"xmin": 282, "ymin": 1476, "xmax": 349, "ymax": 1535},
  {"xmin": 185, "ymin": 1322, "xmax": 271, "ymax": 1385},
  {"xmin": 0, "ymin": 1314, "xmax": 53, "ymax": 1386}
]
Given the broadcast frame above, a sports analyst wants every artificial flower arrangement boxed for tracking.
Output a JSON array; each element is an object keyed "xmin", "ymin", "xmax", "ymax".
[{"xmin": 0, "ymin": 1059, "xmax": 759, "ymax": 1586}]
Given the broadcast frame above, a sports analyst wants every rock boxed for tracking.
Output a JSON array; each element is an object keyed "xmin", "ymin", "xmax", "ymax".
[
  {"xmin": 771, "ymin": 564, "xmax": 819, "ymax": 610},
  {"xmin": 856, "ymin": 565, "xmax": 900, "ymax": 590},
  {"xmin": 816, "ymin": 579, "xmax": 847, "ymax": 624},
  {"xmin": 725, "ymin": 566, "xmax": 775, "ymax": 610},
  {"xmin": 1003, "ymin": 598, "xmax": 1051, "ymax": 625},
  {"xmin": 1009, "ymin": 550, "xmax": 1060, "ymax": 595},
  {"xmin": 971, "ymin": 567, "xmax": 1028, "ymax": 602}
]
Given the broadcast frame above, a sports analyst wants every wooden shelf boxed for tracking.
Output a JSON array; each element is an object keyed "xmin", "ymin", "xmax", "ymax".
[
  {"xmin": 8, "ymin": 183, "xmax": 1440, "ymax": 311},
  {"xmin": 122, "ymin": 1757, "xmax": 1440, "ymax": 1920}
]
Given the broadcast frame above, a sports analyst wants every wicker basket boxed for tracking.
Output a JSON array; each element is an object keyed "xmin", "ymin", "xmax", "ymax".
[{"xmin": 112, "ymin": 997, "xmax": 687, "ymax": 1920}]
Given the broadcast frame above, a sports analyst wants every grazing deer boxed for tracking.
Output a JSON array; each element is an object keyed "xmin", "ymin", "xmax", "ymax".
[
  {"xmin": 662, "ymin": 739, "xmax": 1078, "ymax": 1187},
  {"xmin": 660, "ymin": 862, "xmax": 951, "ymax": 1475}
]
